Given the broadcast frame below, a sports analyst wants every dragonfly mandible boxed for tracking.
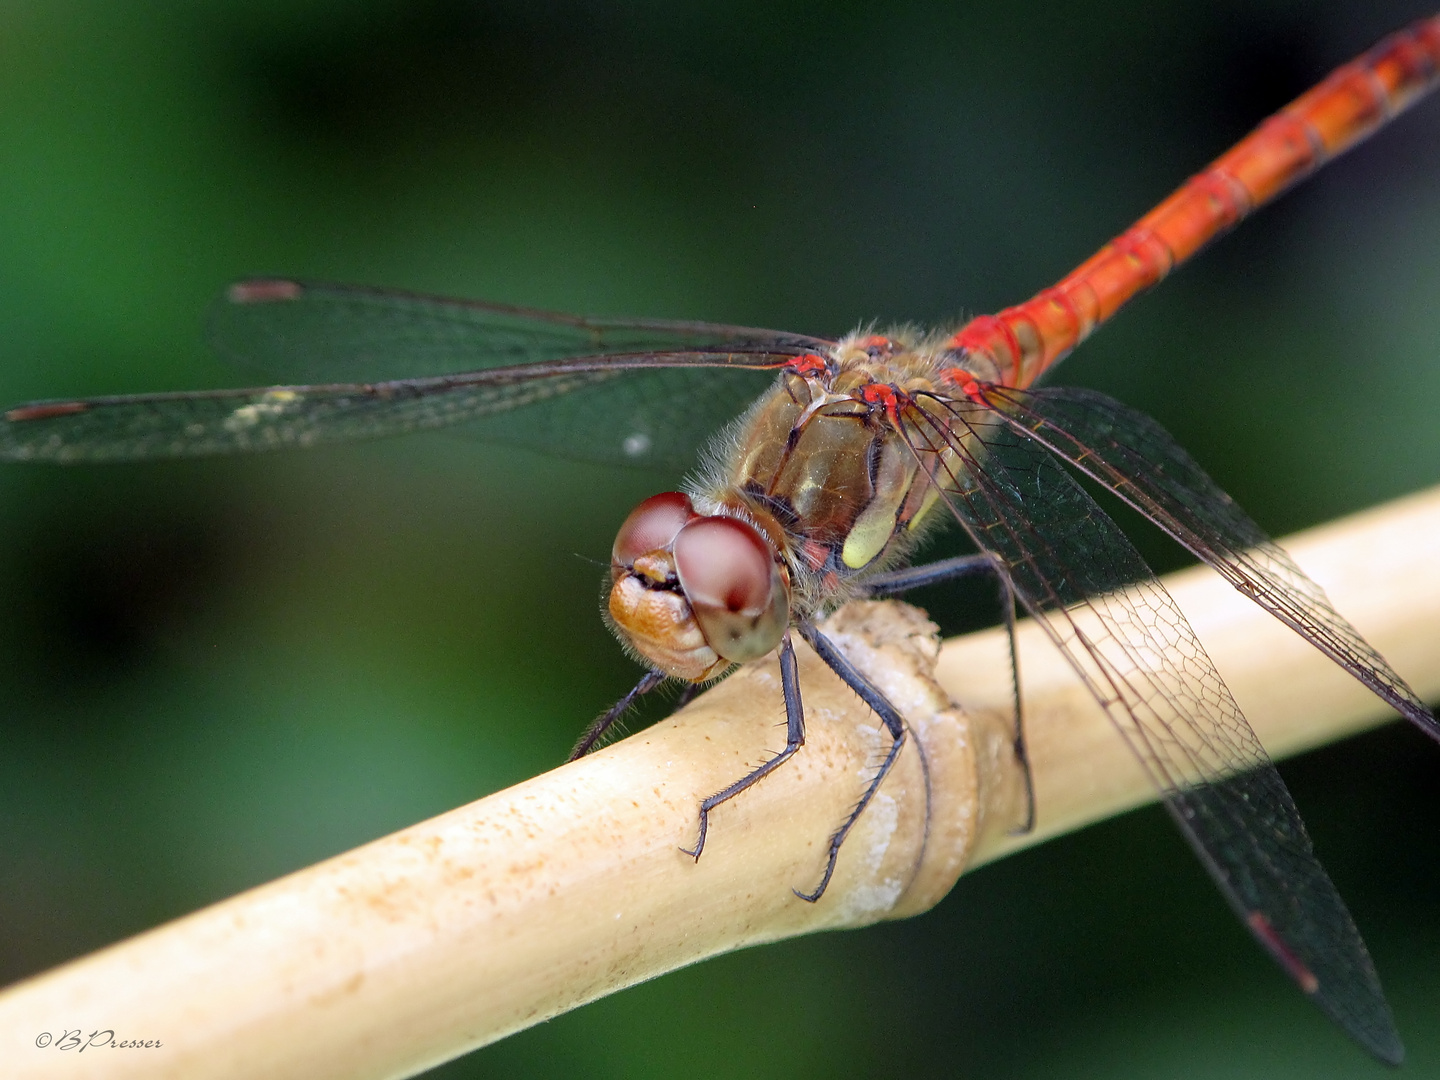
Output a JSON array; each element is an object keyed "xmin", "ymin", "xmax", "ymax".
[{"xmin": 3, "ymin": 12, "xmax": 1438, "ymax": 1066}]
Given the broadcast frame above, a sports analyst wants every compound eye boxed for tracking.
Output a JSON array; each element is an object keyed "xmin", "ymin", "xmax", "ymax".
[
  {"xmin": 612, "ymin": 492, "xmax": 697, "ymax": 566},
  {"xmin": 673, "ymin": 517, "xmax": 774, "ymax": 616},
  {"xmin": 673, "ymin": 516, "xmax": 788, "ymax": 663}
]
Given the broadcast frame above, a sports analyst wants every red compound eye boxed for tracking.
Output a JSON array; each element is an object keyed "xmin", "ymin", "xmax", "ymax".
[
  {"xmin": 672, "ymin": 515, "xmax": 788, "ymax": 663},
  {"xmin": 612, "ymin": 492, "xmax": 697, "ymax": 566},
  {"xmin": 673, "ymin": 517, "xmax": 774, "ymax": 615}
]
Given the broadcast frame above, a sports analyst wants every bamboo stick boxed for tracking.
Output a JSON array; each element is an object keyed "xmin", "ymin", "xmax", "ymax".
[{"xmin": 2, "ymin": 486, "xmax": 1438, "ymax": 1080}]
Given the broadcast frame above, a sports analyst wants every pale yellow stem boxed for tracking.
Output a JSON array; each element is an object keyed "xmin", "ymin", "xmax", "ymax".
[
  {"xmin": 955, "ymin": 486, "xmax": 1440, "ymax": 864},
  {"xmin": 2, "ymin": 486, "xmax": 1438, "ymax": 1080}
]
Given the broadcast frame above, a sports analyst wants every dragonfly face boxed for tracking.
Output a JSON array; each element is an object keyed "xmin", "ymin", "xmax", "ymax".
[{"xmin": 607, "ymin": 491, "xmax": 790, "ymax": 680}]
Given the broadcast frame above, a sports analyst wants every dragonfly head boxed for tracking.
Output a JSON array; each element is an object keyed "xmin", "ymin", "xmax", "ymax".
[{"xmin": 607, "ymin": 492, "xmax": 790, "ymax": 682}]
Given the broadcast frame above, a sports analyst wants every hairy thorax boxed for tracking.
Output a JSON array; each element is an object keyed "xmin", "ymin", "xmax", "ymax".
[{"xmin": 687, "ymin": 328, "xmax": 992, "ymax": 621}]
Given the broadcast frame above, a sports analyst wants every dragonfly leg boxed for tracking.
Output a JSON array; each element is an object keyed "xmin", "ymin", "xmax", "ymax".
[
  {"xmin": 861, "ymin": 552, "xmax": 1036, "ymax": 833},
  {"xmin": 680, "ymin": 632, "xmax": 805, "ymax": 861},
  {"xmin": 793, "ymin": 619, "xmax": 908, "ymax": 903},
  {"xmin": 857, "ymin": 552, "xmax": 994, "ymax": 596},
  {"xmin": 568, "ymin": 669, "xmax": 666, "ymax": 761},
  {"xmin": 998, "ymin": 574, "xmax": 1036, "ymax": 834}
]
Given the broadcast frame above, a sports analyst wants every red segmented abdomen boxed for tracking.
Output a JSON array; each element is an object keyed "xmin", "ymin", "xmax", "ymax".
[{"xmin": 948, "ymin": 14, "xmax": 1440, "ymax": 389}]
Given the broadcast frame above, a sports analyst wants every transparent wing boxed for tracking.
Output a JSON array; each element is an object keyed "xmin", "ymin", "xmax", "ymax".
[
  {"xmin": 0, "ymin": 353, "xmax": 797, "ymax": 467},
  {"xmin": 898, "ymin": 394, "xmax": 1402, "ymax": 1064},
  {"xmin": 1, "ymin": 280, "xmax": 839, "ymax": 467},
  {"xmin": 983, "ymin": 384, "xmax": 1437, "ymax": 741},
  {"xmin": 207, "ymin": 279, "xmax": 833, "ymax": 383}
]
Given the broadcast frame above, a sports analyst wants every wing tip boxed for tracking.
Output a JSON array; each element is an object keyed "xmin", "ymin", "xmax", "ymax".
[
  {"xmin": 1354, "ymin": 1023, "xmax": 1405, "ymax": 1068},
  {"xmin": 227, "ymin": 279, "xmax": 304, "ymax": 305},
  {"xmin": 1377, "ymin": 1038, "xmax": 1406, "ymax": 1068},
  {"xmin": 1248, "ymin": 910, "xmax": 1406, "ymax": 1065}
]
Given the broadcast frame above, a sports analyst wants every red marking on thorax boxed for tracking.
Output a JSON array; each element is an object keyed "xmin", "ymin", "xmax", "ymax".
[
  {"xmin": 800, "ymin": 539, "xmax": 829, "ymax": 571},
  {"xmin": 860, "ymin": 383, "xmax": 897, "ymax": 407},
  {"xmin": 787, "ymin": 353, "xmax": 828, "ymax": 376},
  {"xmin": 936, "ymin": 370, "xmax": 987, "ymax": 403},
  {"xmin": 860, "ymin": 382, "xmax": 902, "ymax": 423}
]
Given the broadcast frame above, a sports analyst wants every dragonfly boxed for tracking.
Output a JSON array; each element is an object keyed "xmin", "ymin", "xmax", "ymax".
[{"xmin": 3, "ymin": 12, "xmax": 1438, "ymax": 1066}]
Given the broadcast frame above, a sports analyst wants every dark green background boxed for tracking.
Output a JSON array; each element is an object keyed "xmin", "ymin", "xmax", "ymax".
[{"xmin": 2, "ymin": 1, "xmax": 1438, "ymax": 1076}]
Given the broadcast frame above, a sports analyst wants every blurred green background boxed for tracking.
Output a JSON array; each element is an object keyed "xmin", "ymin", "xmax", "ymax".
[{"xmin": 1, "ymin": 1, "xmax": 1438, "ymax": 1076}]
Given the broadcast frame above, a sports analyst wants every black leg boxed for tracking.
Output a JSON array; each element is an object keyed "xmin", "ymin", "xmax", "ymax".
[
  {"xmin": 568, "ymin": 669, "xmax": 665, "ymax": 761},
  {"xmin": 998, "ymin": 575, "xmax": 1036, "ymax": 834},
  {"xmin": 793, "ymin": 619, "xmax": 909, "ymax": 903},
  {"xmin": 680, "ymin": 631, "xmax": 806, "ymax": 861},
  {"xmin": 858, "ymin": 553, "xmax": 995, "ymax": 596},
  {"xmin": 865, "ymin": 553, "xmax": 1037, "ymax": 835}
]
